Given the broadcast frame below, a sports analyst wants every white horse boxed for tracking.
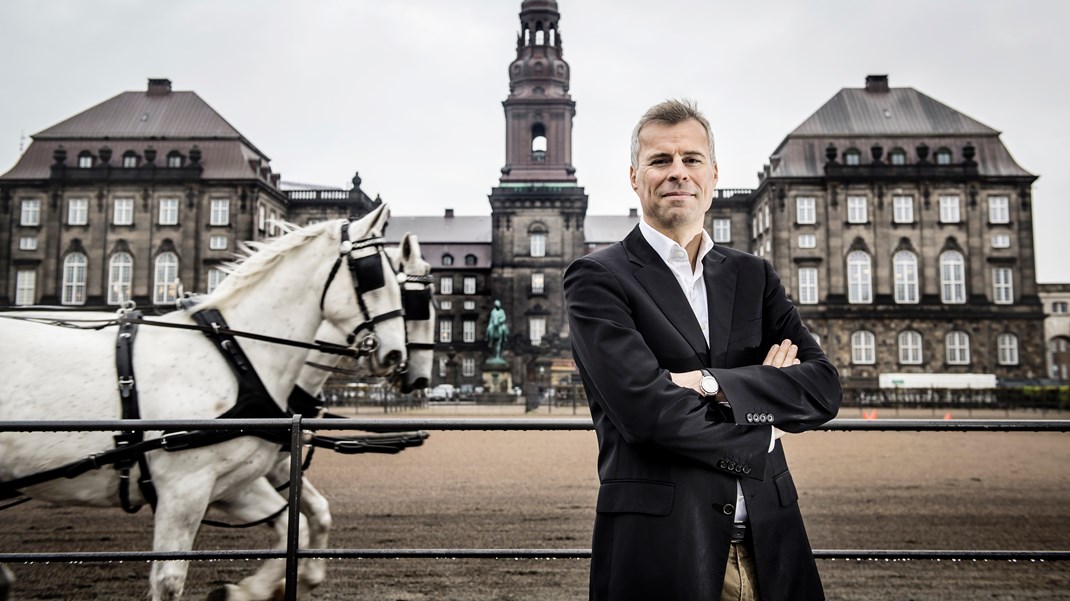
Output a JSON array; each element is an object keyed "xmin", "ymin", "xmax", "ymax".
[
  {"xmin": 265, "ymin": 232, "xmax": 437, "ymax": 591},
  {"xmin": 0, "ymin": 204, "xmax": 407, "ymax": 601}
]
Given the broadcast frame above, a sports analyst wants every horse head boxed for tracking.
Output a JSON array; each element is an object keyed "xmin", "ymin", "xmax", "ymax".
[
  {"xmin": 321, "ymin": 204, "xmax": 408, "ymax": 376},
  {"xmin": 389, "ymin": 233, "xmax": 436, "ymax": 394}
]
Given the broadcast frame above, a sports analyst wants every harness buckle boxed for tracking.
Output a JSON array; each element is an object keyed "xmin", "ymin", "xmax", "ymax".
[
  {"xmin": 160, "ymin": 431, "xmax": 192, "ymax": 451},
  {"xmin": 118, "ymin": 376, "xmax": 135, "ymax": 397}
]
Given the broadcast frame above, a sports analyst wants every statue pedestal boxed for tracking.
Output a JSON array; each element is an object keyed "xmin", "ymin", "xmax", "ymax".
[{"xmin": 482, "ymin": 357, "xmax": 513, "ymax": 395}]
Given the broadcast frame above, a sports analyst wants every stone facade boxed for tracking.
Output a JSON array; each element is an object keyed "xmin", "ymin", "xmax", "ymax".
[{"xmin": 1038, "ymin": 283, "xmax": 1070, "ymax": 381}]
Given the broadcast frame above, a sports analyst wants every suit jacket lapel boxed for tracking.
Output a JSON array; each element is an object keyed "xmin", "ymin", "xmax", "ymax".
[
  {"xmin": 623, "ymin": 227, "xmax": 709, "ymax": 362},
  {"xmin": 703, "ymin": 246, "xmax": 736, "ymax": 368}
]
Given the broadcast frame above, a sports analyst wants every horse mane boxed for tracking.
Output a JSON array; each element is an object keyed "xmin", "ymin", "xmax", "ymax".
[{"xmin": 197, "ymin": 219, "xmax": 339, "ymax": 310}]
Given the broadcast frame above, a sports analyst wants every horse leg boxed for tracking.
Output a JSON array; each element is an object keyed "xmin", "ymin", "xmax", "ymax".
[
  {"xmin": 150, "ymin": 485, "xmax": 215, "ymax": 601},
  {"xmin": 267, "ymin": 456, "xmax": 332, "ymax": 593},
  {"xmin": 208, "ymin": 478, "xmax": 307, "ymax": 601},
  {"xmin": 0, "ymin": 563, "xmax": 13, "ymax": 601}
]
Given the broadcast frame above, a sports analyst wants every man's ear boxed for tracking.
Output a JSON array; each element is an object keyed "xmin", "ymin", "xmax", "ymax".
[
  {"xmin": 629, "ymin": 165, "xmax": 638, "ymax": 192},
  {"xmin": 712, "ymin": 161, "xmax": 719, "ymax": 186}
]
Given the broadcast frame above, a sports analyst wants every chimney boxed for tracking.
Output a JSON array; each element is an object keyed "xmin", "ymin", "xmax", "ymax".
[
  {"xmin": 444, "ymin": 208, "xmax": 455, "ymax": 218},
  {"xmin": 628, "ymin": 208, "xmax": 638, "ymax": 218},
  {"xmin": 147, "ymin": 78, "xmax": 172, "ymax": 96},
  {"xmin": 865, "ymin": 75, "xmax": 889, "ymax": 93}
]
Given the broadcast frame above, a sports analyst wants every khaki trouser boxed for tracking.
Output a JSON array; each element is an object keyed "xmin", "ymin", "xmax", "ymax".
[{"xmin": 720, "ymin": 542, "xmax": 759, "ymax": 601}]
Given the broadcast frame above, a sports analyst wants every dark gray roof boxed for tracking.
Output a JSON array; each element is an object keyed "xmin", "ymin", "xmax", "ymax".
[
  {"xmin": 383, "ymin": 216, "xmax": 493, "ymax": 243},
  {"xmin": 790, "ymin": 87, "xmax": 998, "ymax": 137}
]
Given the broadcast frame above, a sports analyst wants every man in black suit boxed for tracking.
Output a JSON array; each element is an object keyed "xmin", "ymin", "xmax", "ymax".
[{"xmin": 564, "ymin": 99, "xmax": 842, "ymax": 600}]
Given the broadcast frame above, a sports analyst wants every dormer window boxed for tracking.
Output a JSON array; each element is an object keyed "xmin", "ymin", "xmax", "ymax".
[
  {"xmin": 166, "ymin": 152, "xmax": 183, "ymax": 168},
  {"xmin": 935, "ymin": 148, "xmax": 953, "ymax": 165},
  {"xmin": 442, "ymin": 254, "xmax": 454, "ymax": 266},
  {"xmin": 122, "ymin": 152, "xmax": 138, "ymax": 168},
  {"xmin": 77, "ymin": 152, "xmax": 94, "ymax": 168},
  {"xmin": 888, "ymin": 148, "xmax": 907, "ymax": 165},
  {"xmin": 843, "ymin": 148, "xmax": 861, "ymax": 166}
]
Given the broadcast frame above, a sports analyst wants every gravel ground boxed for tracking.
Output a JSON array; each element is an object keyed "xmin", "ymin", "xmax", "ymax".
[{"xmin": 2, "ymin": 407, "xmax": 1068, "ymax": 600}]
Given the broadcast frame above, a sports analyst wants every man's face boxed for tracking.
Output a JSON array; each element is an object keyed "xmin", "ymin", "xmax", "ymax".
[{"xmin": 630, "ymin": 119, "xmax": 718, "ymax": 235}]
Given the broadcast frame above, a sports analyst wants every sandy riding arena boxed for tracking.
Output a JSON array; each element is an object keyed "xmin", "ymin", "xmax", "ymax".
[{"xmin": 2, "ymin": 407, "xmax": 1068, "ymax": 600}]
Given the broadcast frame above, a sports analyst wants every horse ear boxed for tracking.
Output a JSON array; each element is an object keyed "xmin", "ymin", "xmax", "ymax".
[
  {"xmin": 402, "ymin": 233, "xmax": 421, "ymax": 262},
  {"xmin": 368, "ymin": 202, "xmax": 390, "ymax": 235}
]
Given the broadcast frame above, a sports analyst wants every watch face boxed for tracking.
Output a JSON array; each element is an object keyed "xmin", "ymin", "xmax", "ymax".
[{"xmin": 701, "ymin": 376, "xmax": 718, "ymax": 395}]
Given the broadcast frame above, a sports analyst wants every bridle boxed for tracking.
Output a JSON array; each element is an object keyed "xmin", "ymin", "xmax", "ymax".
[{"xmin": 319, "ymin": 220, "xmax": 406, "ymax": 368}]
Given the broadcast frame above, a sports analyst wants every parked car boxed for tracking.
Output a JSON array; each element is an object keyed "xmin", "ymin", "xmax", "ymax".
[{"xmin": 428, "ymin": 384, "xmax": 456, "ymax": 402}]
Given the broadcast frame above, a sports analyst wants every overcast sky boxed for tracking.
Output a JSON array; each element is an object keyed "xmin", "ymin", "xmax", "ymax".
[{"xmin": 2, "ymin": 0, "xmax": 1068, "ymax": 282}]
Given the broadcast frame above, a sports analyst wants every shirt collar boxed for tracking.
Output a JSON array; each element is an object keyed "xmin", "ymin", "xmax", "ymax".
[{"xmin": 638, "ymin": 218, "xmax": 714, "ymax": 268}]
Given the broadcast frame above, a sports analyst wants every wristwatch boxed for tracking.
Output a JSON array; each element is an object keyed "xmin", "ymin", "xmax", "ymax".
[{"xmin": 699, "ymin": 369, "xmax": 719, "ymax": 397}]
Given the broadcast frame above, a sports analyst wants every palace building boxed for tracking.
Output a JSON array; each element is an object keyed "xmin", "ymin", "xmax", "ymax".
[{"xmin": 0, "ymin": 0, "xmax": 1053, "ymax": 395}]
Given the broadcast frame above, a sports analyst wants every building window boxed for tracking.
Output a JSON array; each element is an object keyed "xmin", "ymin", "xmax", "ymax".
[
  {"xmin": 889, "ymin": 148, "xmax": 907, "ymax": 165},
  {"xmin": 462, "ymin": 319, "xmax": 476, "ymax": 343},
  {"xmin": 798, "ymin": 234, "xmax": 817, "ymax": 249},
  {"xmin": 209, "ymin": 235, "xmax": 228, "ymax": 250},
  {"xmin": 935, "ymin": 148, "xmax": 953, "ymax": 165},
  {"xmin": 529, "ymin": 317, "xmax": 546, "ymax": 345},
  {"xmin": 991, "ymin": 234, "xmax": 1011, "ymax": 249},
  {"xmin": 851, "ymin": 330, "xmax": 876, "ymax": 364},
  {"xmin": 62, "ymin": 252, "xmax": 88, "ymax": 305},
  {"xmin": 167, "ymin": 152, "xmax": 183, "ymax": 168},
  {"xmin": 78, "ymin": 152, "xmax": 93, "ymax": 168},
  {"xmin": 210, "ymin": 198, "xmax": 230, "ymax": 226},
  {"xmin": 154, "ymin": 251, "xmax": 179, "ymax": 304},
  {"xmin": 463, "ymin": 276, "xmax": 476, "ymax": 295},
  {"xmin": 15, "ymin": 270, "xmax": 36, "ymax": 306},
  {"xmin": 113, "ymin": 197, "xmax": 134, "ymax": 225},
  {"xmin": 159, "ymin": 198, "xmax": 179, "ymax": 225},
  {"xmin": 530, "ymin": 232, "xmax": 547, "ymax": 257},
  {"xmin": 439, "ymin": 276, "xmax": 453, "ymax": 295},
  {"xmin": 463, "ymin": 300, "xmax": 475, "ymax": 311},
  {"xmin": 843, "ymin": 148, "xmax": 861, "ymax": 166},
  {"xmin": 68, "ymin": 198, "xmax": 88, "ymax": 225},
  {"xmin": 847, "ymin": 196, "xmax": 868, "ymax": 224},
  {"xmin": 796, "ymin": 197, "xmax": 816, "ymax": 224},
  {"xmin": 893, "ymin": 251, "xmax": 919, "ymax": 304},
  {"xmin": 442, "ymin": 254, "xmax": 454, "ymax": 266},
  {"xmin": 757, "ymin": 208, "xmax": 765, "ymax": 233},
  {"xmin": 939, "ymin": 195, "xmax": 961, "ymax": 223},
  {"xmin": 893, "ymin": 195, "xmax": 914, "ymax": 224},
  {"xmin": 438, "ymin": 319, "xmax": 452, "ymax": 343},
  {"xmin": 122, "ymin": 152, "xmax": 138, "ymax": 168},
  {"xmin": 462, "ymin": 357, "xmax": 476, "ymax": 377},
  {"xmin": 997, "ymin": 333, "xmax": 1019, "ymax": 365},
  {"xmin": 438, "ymin": 358, "xmax": 447, "ymax": 378},
  {"xmin": 713, "ymin": 219, "xmax": 731, "ymax": 243},
  {"xmin": 847, "ymin": 251, "xmax": 872, "ymax": 304},
  {"xmin": 19, "ymin": 237, "xmax": 37, "ymax": 251},
  {"xmin": 898, "ymin": 330, "xmax": 923, "ymax": 365},
  {"xmin": 1053, "ymin": 301, "xmax": 1069, "ymax": 314},
  {"xmin": 798, "ymin": 267, "xmax": 818, "ymax": 305},
  {"xmin": 989, "ymin": 196, "xmax": 1010, "ymax": 224},
  {"xmin": 940, "ymin": 250, "xmax": 966, "ymax": 304},
  {"xmin": 946, "ymin": 331, "xmax": 971, "ymax": 365},
  {"xmin": 207, "ymin": 267, "xmax": 227, "ymax": 294},
  {"xmin": 993, "ymin": 267, "xmax": 1014, "ymax": 304},
  {"xmin": 531, "ymin": 272, "xmax": 545, "ymax": 295},
  {"xmin": 20, "ymin": 199, "xmax": 40, "ymax": 226},
  {"xmin": 439, "ymin": 300, "xmax": 452, "ymax": 311},
  {"xmin": 465, "ymin": 254, "xmax": 478, "ymax": 266},
  {"xmin": 268, "ymin": 211, "xmax": 278, "ymax": 236},
  {"xmin": 107, "ymin": 252, "xmax": 133, "ymax": 305},
  {"xmin": 258, "ymin": 205, "xmax": 266, "ymax": 232}
]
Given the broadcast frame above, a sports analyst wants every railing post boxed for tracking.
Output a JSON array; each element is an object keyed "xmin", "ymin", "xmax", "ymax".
[{"xmin": 284, "ymin": 414, "xmax": 304, "ymax": 601}]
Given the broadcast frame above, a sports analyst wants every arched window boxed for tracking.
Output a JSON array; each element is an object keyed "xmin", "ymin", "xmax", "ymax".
[
  {"xmin": 888, "ymin": 148, "xmax": 907, "ymax": 165},
  {"xmin": 940, "ymin": 250, "xmax": 966, "ymax": 304},
  {"xmin": 843, "ymin": 148, "xmax": 862, "ymax": 166},
  {"xmin": 935, "ymin": 148, "xmax": 953, "ymax": 165},
  {"xmin": 893, "ymin": 251, "xmax": 919, "ymax": 304},
  {"xmin": 529, "ymin": 225, "xmax": 548, "ymax": 257},
  {"xmin": 946, "ymin": 331, "xmax": 970, "ymax": 365},
  {"xmin": 898, "ymin": 330, "xmax": 923, "ymax": 364},
  {"xmin": 154, "ymin": 251, "xmax": 179, "ymax": 304},
  {"xmin": 535, "ymin": 24, "xmax": 544, "ymax": 45},
  {"xmin": 62, "ymin": 252, "xmax": 88, "ymax": 305},
  {"xmin": 441, "ymin": 254, "xmax": 454, "ymax": 266},
  {"xmin": 108, "ymin": 252, "xmax": 133, "ymax": 305},
  {"xmin": 847, "ymin": 251, "xmax": 872, "ymax": 304},
  {"xmin": 464, "ymin": 254, "xmax": 477, "ymax": 266},
  {"xmin": 997, "ymin": 333, "xmax": 1019, "ymax": 365},
  {"xmin": 531, "ymin": 123, "xmax": 547, "ymax": 162},
  {"xmin": 851, "ymin": 330, "xmax": 876, "ymax": 364}
]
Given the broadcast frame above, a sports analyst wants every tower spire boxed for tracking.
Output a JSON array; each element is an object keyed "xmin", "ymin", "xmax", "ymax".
[{"xmin": 500, "ymin": 0, "xmax": 576, "ymax": 182}]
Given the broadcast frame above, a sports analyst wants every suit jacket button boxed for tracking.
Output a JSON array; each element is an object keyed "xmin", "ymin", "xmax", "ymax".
[
  {"xmin": 743, "ymin": 466, "xmax": 752, "ymax": 475},
  {"xmin": 768, "ymin": 413, "xmax": 774, "ymax": 420},
  {"xmin": 719, "ymin": 460, "xmax": 728, "ymax": 469},
  {"xmin": 722, "ymin": 504, "xmax": 735, "ymax": 515},
  {"xmin": 759, "ymin": 414, "xmax": 768, "ymax": 423},
  {"xmin": 734, "ymin": 465, "xmax": 743, "ymax": 473},
  {"xmin": 745, "ymin": 413, "xmax": 753, "ymax": 422}
]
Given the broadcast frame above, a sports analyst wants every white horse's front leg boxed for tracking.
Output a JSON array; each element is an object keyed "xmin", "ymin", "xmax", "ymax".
[
  {"xmin": 268, "ymin": 455, "xmax": 332, "ymax": 592},
  {"xmin": 150, "ymin": 485, "xmax": 214, "ymax": 601},
  {"xmin": 208, "ymin": 477, "xmax": 306, "ymax": 601}
]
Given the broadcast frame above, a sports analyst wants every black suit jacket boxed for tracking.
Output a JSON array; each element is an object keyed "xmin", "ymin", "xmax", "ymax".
[{"xmin": 564, "ymin": 226, "xmax": 842, "ymax": 601}]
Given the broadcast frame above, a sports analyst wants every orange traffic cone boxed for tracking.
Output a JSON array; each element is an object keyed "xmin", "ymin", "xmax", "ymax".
[
  {"xmin": 862, "ymin": 409, "xmax": 878, "ymax": 420},
  {"xmin": 943, "ymin": 412, "xmax": 953, "ymax": 420}
]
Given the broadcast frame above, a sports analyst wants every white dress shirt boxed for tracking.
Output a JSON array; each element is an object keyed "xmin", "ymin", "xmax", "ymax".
[{"xmin": 638, "ymin": 219, "xmax": 754, "ymax": 523}]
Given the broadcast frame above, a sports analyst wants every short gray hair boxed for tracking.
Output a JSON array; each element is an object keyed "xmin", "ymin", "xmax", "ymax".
[{"xmin": 630, "ymin": 99, "xmax": 715, "ymax": 169}]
